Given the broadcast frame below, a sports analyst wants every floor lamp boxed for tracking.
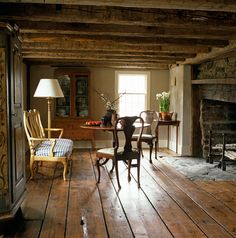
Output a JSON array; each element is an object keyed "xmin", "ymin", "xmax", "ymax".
[{"xmin": 34, "ymin": 78, "xmax": 64, "ymax": 138}]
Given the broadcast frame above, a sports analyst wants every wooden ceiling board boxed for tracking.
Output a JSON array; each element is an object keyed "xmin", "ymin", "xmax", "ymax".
[{"xmin": 0, "ymin": 1, "xmax": 235, "ymax": 68}]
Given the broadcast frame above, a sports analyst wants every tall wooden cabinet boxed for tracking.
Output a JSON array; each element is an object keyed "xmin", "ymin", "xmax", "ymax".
[
  {"xmin": 52, "ymin": 68, "xmax": 94, "ymax": 147},
  {"xmin": 0, "ymin": 24, "xmax": 26, "ymax": 220}
]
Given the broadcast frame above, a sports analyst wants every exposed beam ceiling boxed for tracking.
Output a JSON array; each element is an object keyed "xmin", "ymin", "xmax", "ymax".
[
  {"xmin": 1, "ymin": 0, "xmax": 236, "ymax": 12},
  {"xmin": 0, "ymin": 1, "xmax": 235, "ymax": 69}
]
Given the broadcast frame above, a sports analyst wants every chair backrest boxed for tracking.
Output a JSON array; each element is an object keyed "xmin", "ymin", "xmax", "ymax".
[
  {"xmin": 139, "ymin": 110, "xmax": 158, "ymax": 135},
  {"xmin": 23, "ymin": 109, "xmax": 45, "ymax": 142},
  {"xmin": 114, "ymin": 116, "xmax": 144, "ymax": 153}
]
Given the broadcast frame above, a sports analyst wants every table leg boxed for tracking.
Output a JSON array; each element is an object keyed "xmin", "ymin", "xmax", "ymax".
[
  {"xmin": 91, "ymin": 139, "xmax": 95, "ymax": 150},
  {"xmin": 111, "ymin": 130, "xmax": 116, "ymax": 147},
  {"xmin": 176, "ymin": 126, "xmax": 178, "ymax": 153},
  {"xmin": 167, "ymin": 125, "xmax": 170, "ymax": 149},
  {"xmin": 157, "ymin": 126, "xmax": 159, "ymax": 152}
]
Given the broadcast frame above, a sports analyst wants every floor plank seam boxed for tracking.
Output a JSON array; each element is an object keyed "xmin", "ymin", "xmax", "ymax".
[
  {"xmin": 20, "ymin": 149, "xmax": 236, "ymax": 238},
  {"xmin": 105, "ymin": 164, "xmax": 137, "ymax": 238},
  {"xmin": 37, "ymin": 165, "xmax": 56, "ymax": 237},
  {"xmin": 64, "ymin": 159, "xmax": 73, "ymax": 238},
  {"xmin": 130, "ymin": 158, "xmax": 210, "ymax": 237},
  {"xmin": 149, "ymin": 157, "xmax": 236, "ymax": 237},
  {"xmin": 140, "ymin": 158, "xmax": 222, "ymax": 237},
  {"xmin": 103, "ymin": 158, "xmax": 172, "ymax": 237},
  {"xmin": 194, "ymin": 183, "xmax": 236, "ymax": 215},
  {"xmin": 129, "ymin": 166, "xmax": 175, "ymax": 237},
  {"xmin": 89, "ymin": 150, "xmax": 111, "ymax": 238}
]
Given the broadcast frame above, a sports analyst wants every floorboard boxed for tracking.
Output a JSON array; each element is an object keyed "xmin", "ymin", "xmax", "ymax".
[
  {"xmin": 8, "ymin": 148, "xmax": 236, "ymax": 238},
  {"xmin": 153, "ymin": 158, "xmax": 236, "ymax": 237}
]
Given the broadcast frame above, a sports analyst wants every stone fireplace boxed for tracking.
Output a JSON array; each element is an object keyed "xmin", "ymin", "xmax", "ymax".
[
  {"xmin": 200, "ymin": 99, "xmax": 236, "ymax": 158},
  {"xmin": 192, "ymin": 57, "xmax": 236, "ymax": 158}
]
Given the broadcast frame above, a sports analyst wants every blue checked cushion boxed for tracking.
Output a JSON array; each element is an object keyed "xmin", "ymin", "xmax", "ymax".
[{"xmin": 35, "ymin": 138, "xmax": 73, "ymax": 157}]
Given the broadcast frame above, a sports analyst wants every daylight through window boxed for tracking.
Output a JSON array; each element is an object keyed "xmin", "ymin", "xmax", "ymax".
[{"xmin": 116, "ymin": 71, "xmax": 150, "ymax": 116}]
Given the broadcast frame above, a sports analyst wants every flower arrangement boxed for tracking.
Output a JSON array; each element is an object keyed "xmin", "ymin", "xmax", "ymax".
[
  {"xmin": 156, "ymin": 91, "xmax": 170, "ymax": 112},
  {"xmin": 94, "ymin": 89, "xmax": 125, "ymax": 111}
]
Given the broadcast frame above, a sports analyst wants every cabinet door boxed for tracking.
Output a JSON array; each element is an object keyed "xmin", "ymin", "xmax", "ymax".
[
  {"xmin": 74, "ymin": 73, "xmax": 89, "ymax": 117},
  {"xmin": 0, "ymin": 47, "xmax": 9, "ymax": 213},
  {"xmin": 10, "ymin": 37, "xmax": 25, "ymax": 203},
  {"xmin": 55, "ymin": 74, "xmax": 71, "ymax": 117}
]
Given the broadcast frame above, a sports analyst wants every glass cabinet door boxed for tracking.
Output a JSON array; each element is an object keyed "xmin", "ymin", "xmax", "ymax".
[
  {"xmin": 75, "ymin": 74, "xmax": 89, "ymax": 117},
  {"xmin": 55, "ymin": 74, "xmax": 71, "ymax": 117}
]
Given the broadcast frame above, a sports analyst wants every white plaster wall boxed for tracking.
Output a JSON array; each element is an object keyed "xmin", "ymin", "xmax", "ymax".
[
  {"xmin": 169, "ymin": 65, "xmax": 192, "ymax": 155},
  {"xmin": 29, "ymin": 66, "xmax": 170, "ymax": 148},
  {"xmin": 30, "ymin": 65, "xmax": 55, "ymax": 126},
  {"xmin": 182, "ymin": 65, "xmax": 192, "ymax": 155}
]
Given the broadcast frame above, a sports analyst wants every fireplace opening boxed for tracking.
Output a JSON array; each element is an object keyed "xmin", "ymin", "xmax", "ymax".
[
  {"xmin": 192, "ymin": 57, "xmax": 236, "ymax": 158},
  {"xmin": 200, "ymin": 99, "xmax": 236, "ymax": 159}
]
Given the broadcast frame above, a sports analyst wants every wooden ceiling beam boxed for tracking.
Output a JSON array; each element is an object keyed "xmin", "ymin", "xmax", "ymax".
[
  {"xmin": 180, "ymin": 40, "xmax": 236, "ymax": 64},
  {"xmin": 21, "ymin": 34, "xmax": 228, "ymax": 48},
  {"xmin": 22, "ymin": 42, "xmax": 210, "ymax": 54},
  {"xmin": 18, "ymin": 21, "xmax": 236, "ymax": 40},
  {"xmin": 22, "ymin": 49, "xmax": 196, "ymax": 58},
  {"xmin": 1, "ymin": 4, "xmax": 236, "ymax": 29},
  {"xmin": 1, "ymin": 0, "xmax": 236, "ymax": 12},
  {"xmin": 22, "ymin": 52, "xmax": 184, "ymax": 63},
  {"xmin": 23, "ymin": 58, "xmax": 170, "ymax": 69}
]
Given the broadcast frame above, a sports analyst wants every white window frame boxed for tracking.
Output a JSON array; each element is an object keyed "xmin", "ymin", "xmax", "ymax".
[{"xmin": 115, "ymin": 70, "xmax": 150, "ymax": 116}]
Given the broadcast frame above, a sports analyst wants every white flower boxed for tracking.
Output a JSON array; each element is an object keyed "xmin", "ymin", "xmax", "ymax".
[
  {"xmin": 156, "ymin": 91, "xmax": 170, "ymax": 112},
  {"xmin": 156, "ymin": 93, "xmax": 162, "ymax": 99},
  {"xmin": 162, "ymin": 91, "xmax": 170, "ymax": 97}
]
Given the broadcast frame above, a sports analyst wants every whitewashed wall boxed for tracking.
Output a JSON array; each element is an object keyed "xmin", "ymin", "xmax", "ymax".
[
  {"xmin": 29, "ymin": 66, "xmax": 170, "ymax": 148},
  {"xmin": 169, "ymin": 65, "xmax": 192, "ymax": 155}
]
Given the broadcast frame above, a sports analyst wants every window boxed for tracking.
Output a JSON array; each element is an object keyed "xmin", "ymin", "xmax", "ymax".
[{"xmin": 115, "ymin": 71, "xmax": 150, "ymax": 116}]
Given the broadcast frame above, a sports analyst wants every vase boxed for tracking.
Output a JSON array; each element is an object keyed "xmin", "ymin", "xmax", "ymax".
[
  {"xmin": 159, "ymin": 111, "xmax": 173, "ymax": 121},
  {"xmin": 102, "ymin": 110, "xmax": 116, "ymax": 126}
]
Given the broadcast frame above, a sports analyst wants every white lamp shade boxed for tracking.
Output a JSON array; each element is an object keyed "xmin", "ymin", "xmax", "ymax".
[{"xmin": 34, "ymin": 78, "xmax": 64, "ymax": 98}]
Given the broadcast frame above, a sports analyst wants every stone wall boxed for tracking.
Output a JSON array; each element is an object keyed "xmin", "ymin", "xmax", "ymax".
[
  {"xmin": 198, "ymin": 84, "xmax": 236, "ymax": 103},
  {"xmin": 192, "ymin": 57, "xmax": 236, "ymax": 158},
  {"xmin": 195, "ymin": 57, "xmax": 236, "ymax": 79}
]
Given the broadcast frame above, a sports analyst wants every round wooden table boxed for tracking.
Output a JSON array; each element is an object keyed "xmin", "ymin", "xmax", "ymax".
[
  {"xmin": 81, "ymin": 122, "xmax": 150, "ymax": 131},
  {"xmin": 81, "ymin": 122, "xmax": 150, "ymax": 147},
  {"xmin": 80, "ymin": 124, "xmax": 114, "ymax": 131}
]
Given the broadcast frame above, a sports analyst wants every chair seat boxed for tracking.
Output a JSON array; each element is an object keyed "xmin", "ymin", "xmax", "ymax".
[
  {"xmin": 96, "ymin": 147, "xmax": 114, "ymax": 157},
  {"xmin": 35, "ymin": 138, "xmax": 73, "ymax": 157},
  {"xmin": 116, "ymin": 150, "xmax": 139, "ymax": 160},
  {"xmin": 225, "ymin": 150, "xmax": 236, "ymax": 160},
  {"xmin": 96, "ymin": 147, "xmax": 139, "ymax": 159},
  {"xmin": 133, "ymin": 133, "xmax": 155, "ymax": 140}
]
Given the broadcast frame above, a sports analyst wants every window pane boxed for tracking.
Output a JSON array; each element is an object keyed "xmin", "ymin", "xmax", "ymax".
[
  {"xmin": 119, "ymin": 94, "xmax": 145, "ymax": 116},
  {"xmin": 118, "ymin": 74, "xmax": 147, "ymax": 93}
]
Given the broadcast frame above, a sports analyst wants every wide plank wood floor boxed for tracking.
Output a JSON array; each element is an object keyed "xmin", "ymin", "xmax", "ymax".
[{"xmin": 8, "ymin": 149, "xmax": 236, "ymax": 237}]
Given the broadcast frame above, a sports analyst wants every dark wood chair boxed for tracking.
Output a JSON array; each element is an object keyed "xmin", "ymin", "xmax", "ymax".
[
  {"xmin": 96, "ymin": 116, "xmax": 144, "ymax": 189},
  {"xmin": 219, "ymin": 132, "xmax": 236, "ymax": 171},
  {"xmin": 131, "ymin": 110, "xmax": 158, "ymax": 163}
]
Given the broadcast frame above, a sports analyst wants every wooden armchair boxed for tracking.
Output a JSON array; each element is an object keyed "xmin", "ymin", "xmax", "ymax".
[{"xmin": 23, "ymin": 109, "xmax": 73, "ymax": 180}]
